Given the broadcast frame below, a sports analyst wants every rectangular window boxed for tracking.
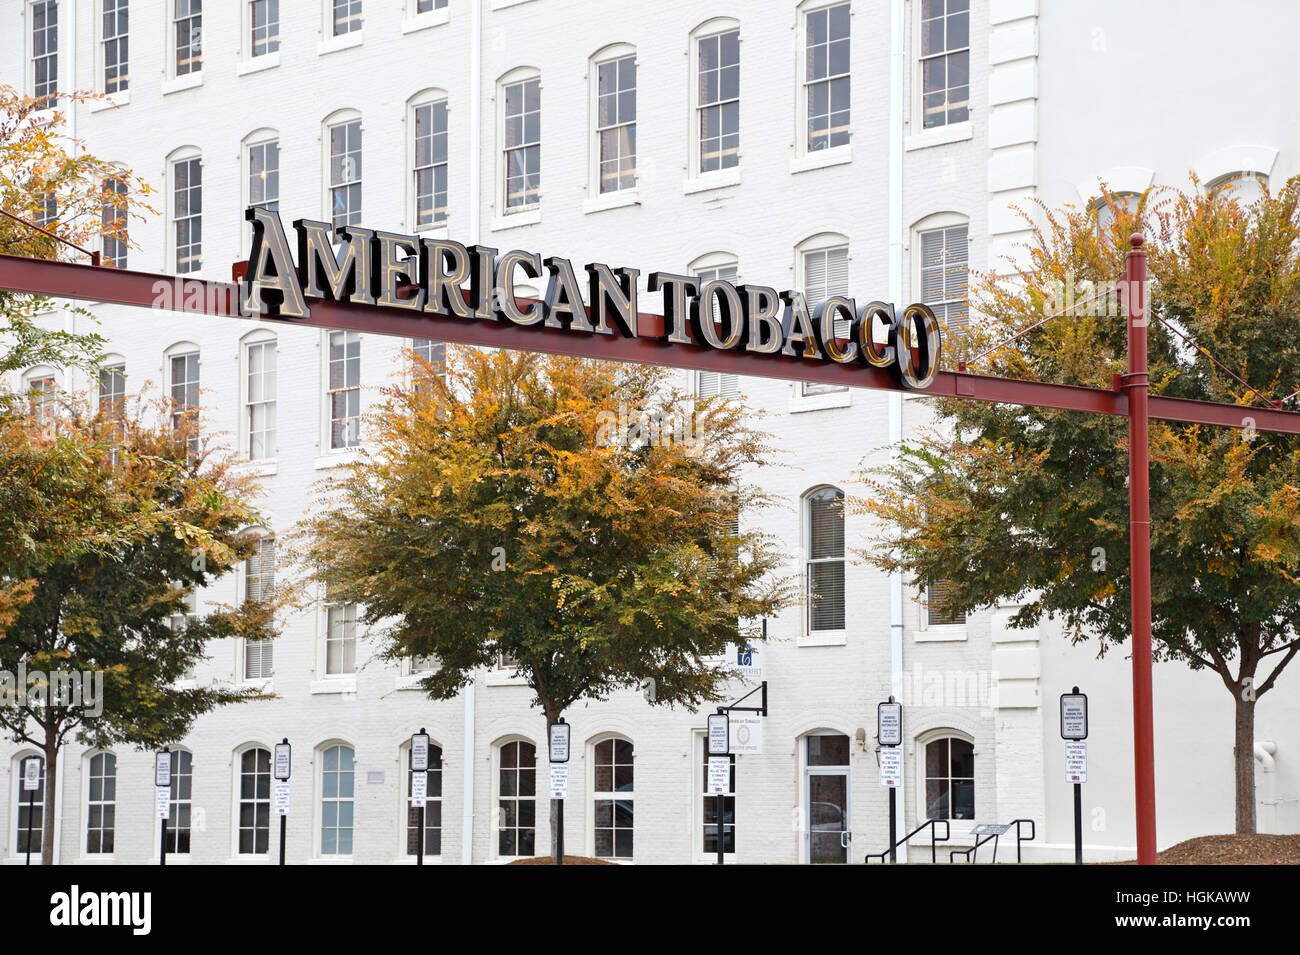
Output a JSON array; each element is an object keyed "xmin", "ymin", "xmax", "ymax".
[
  {"xmin": 596, "ymin": 55, "xmax": 636, "ymax": 193},
  {"xmin": 174, "ymin": 0, "xmax": 202, "ymax": 76},
  {"xmin": 413, "ymin": 101, "xmax": 448, "ymax": 227},
  {"xmin": 250, "ymin": 0, "xmax": 279, "ymax": 56},
  {"xmin": 173, "ymin": 156, "xmax": 201, "ymax": 274},
  {"xmin": 697, "ymin": 29, "xmax": 739, "ymax": 173},
  {"xmin": 238, "ymin": 748, "xmax": 270, "ymax": 854},
  {"xmin": 801, "ymin": 246, "xmax": 850, "ymax": 395},
  {"xmin": 406, "ymin": 745, "xmax": 442, "ymax": 856},
  {"xmin": 101, "ymin": 176, "xmax": 128, "ymax": 268},
  {"xmin": 326, "ymin": 602, "xmax": 358, "ymax": 675},
  {"xmin": 102, "ymin": 0, "xmax": 128, "ymax": 93},
  {"xmin": 36, "ymin": 192, "xmax": 57, "ymax": 228},
  {"xmin": 332, "ymin": 0, "xmax": 362, "ymax": 36},
  {"xmin": 245, "ymin": 338, "xmax": 276, "ymax": 459},
  {"xmin": 503, "ymin": 77, "xmax": 540, "ymax": 210},
  {"xmin": 926, "ymin": 578, "xmax": 967, "ymax": 626},
  {"xmin": 920, "ymin": 0, "xmax": 969, "ymax": 129},
  {"xmin": 416, "ymin": 0, "xmax": 446, "ymax": 11},
  {"xmin": 806, "ymin": 487, "xmax": 846, "ymax": 632},
  {"xmin": 702, "ymin": 739, "xmax": 735, "ymax": 855},
  {"xmin": 328, "ymin": 329, "xmax": 360, "ymax": 449},
  {"xmin": 164, "ymin": 751, "xmax": 192, "ymax": 853},
  {"xmin": 248, "ymin": 140, "xmax": 279, "ymax": 214},
  {"xmin": 806, "ymin": 3, "xmax": 850, "ymax": 151},
  {"xmin": 329, "ymin": 120, "xmax": 362, "ymax": 229},
  {"xmin": 919, "ymin": 224, "xmax": 968, "ymax": 328},
  {"xmin": 31, "ymin": 1, "xmax": 58, "ymax": 107},
  {"xmin": 85, "ymin": 753, "xmax": 116, "ymax": 854}
]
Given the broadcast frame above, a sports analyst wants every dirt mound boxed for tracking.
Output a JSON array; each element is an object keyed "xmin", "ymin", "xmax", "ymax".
[
  {"xmin": 1114, "ymin": 833, "xmax": 1300, "ymax": 864},
  {"xmin": 507, "ymin": 855, "xmax": 618, "ymax": 865}
]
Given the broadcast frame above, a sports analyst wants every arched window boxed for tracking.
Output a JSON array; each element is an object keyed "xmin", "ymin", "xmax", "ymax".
[
  {"xmin": 689, "ymin": 252, "xmax": 740, "ymax": 399},
  {"xmin": 166, "ymin": 146, "xmax": 202, "ymax": 274},
  {"xmin": 914, "ymin": 212, "xmax": 969, "ymax": 330},
  {"xmin": 1193, "ymin": 145, "xmax": 1277, "ymax": 210},
  {"xmin": 496, "ymin": 738, "xmax": 536, "ymax": 858},
  {"xmin": 98, "ymin": 356, "xmax": 126, "ymax": 416},
  {"xmin": 498, "ymin": 68, "xmax": 541, "ymax": 213},
  {"xmin": 164, "ymin": 749, "xmax": 193, "ymax": 853},
  {"xmin": 241, "ymin": 329, "xmax": 277, "ymax": 460},
  {"xmin": 323, "ymin": 109, "xmax": 363, "ymax": 228},
  {"xmin": 319, "ymin": 743, "xmax": 355, "ymax": 856},
  {"xmin": 590, "ymin": 44, "xmax": 637, "ymax": 195},
  {"xmin": 805, "ymin": 486, "xmax": 845, "ymax": 633},
  {"xmin": 408, "ymin": 89, "xmax": 449, "ymax": 229},
  {"xmin": 164, "ymin": 340, "xmax": 200, "ymax": 455},
  {"xmin": 84, "ymin": 752, "xmax": 117, "ymax": 854},
  {"xmin": 22, "ymin": 366, "xmax": 58, "ymax": 423},
  {"xmin": 797, "ymin": 233, "xmax": 850, "ymax": 396},
  {"xmin": 12, "ymin": 753, "xmax": 44, "ymax": 858},
  {"xmin": 101, "ymin": 171, "xmax": 128, "ymax": 268},
  {"xmin": 236, "ymin": 745, "xmax": 271, "ymax": 854},
  {"xmin": 923, "ymin": 733, "xmax": 975, "ymax": 820},
  {"xmin": 1207, "ymin": 172, "xmax": 1269, "ymax": 208},
  {"xmin": 690, "ymin": 18, "xmax": 740, "ymax": 175},
  {"xmin": 403, "ymin": 739, "xmax": 443, "ymax": 857},
  {"xmin": 242, "ymin": 129, "xmax": 280, "ymax": 222},
  {"xmin": 592, "ymin": 736, "xmax": 633, "ymax": 859}
]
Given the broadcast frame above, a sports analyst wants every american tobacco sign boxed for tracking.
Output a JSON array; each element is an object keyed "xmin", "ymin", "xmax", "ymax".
[{"xmin": 240, "ymin": 206, "xmax": 943, "ymax": 388}]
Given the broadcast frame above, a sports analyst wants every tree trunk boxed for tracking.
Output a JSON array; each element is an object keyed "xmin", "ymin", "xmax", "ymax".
[
  {"xmin": 41, "ymin": 738, "xmax": 58, "ymax": 865},
  {"xmin": 1233, "ymin": 693, "xmax": 1256, "ymax": 834}
]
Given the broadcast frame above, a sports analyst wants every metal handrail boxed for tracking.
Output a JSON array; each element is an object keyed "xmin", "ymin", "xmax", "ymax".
[
  {"xmin": 865, "ymin": 818, "xmax": 950, "ymax": 864},
  {"xmin": 948, "ymin": 818, "xmax": 1036, "ymax": 863}
]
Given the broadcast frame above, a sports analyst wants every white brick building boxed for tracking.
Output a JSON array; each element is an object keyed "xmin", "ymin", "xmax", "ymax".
[{"xmin": 1, "ymin": 0, "xmax": 1298, "ymax": 864}]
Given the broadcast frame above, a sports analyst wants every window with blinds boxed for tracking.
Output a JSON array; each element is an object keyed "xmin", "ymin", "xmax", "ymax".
[
  {"xmin": 806, "ymin": 487, "xmax": 845, "ymax": 632},
  {"xmin": 926, "ymin": 578, "xmax": 967, "ymax": 626},
  {"xmin": 919, "ymin": 224, "xmax": 968, "ymax": 329},
  {"xmin": 801, "ymin": 246, "xmax": 850, "ymax": 396},
  {"xmin": 695, "ymin": 262, "xmax": 740, "ymax": 399}
]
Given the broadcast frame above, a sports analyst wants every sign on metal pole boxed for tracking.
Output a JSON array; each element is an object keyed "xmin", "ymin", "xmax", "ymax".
[
  {"xmin": 411, "ymin": 770, "xmax": 428, "ymax": 808},
  {"xmin": 274, "ymin": 780, "xmax": 291, "ymax": 816},
  {"xmin": 1060, "ymin": 689, "xmax": 1088, "ymax": 740},
  {"xmin": 707, "ymin": 713, "xmax": 730, "ymax": 756},
  {"xmin": 411, "ymin": 731, "xmax": 430, "ymax": 773},
  {"xmin": 156, "ymin": 787, "xmax": 171, "ymax": 820},
  {"xmin": 549, "ymin": 764, "xmax": 569, "ymax": 800},
  {"xmin": 155, "ymin": 750, "xmax": 172, "ymax": 788},
  {"xmin": 22, "ymin": 757, "xmax": 40, "ymax": 791},
  {"xmin": 1066, "ymin": 740, "xmax": 1088, "ymax": 783},
  {"xmin": 707, "ymin": 756, "xmax": 730, "ymax": 794},
  {"xmin": 879, "ymin": 748, "xmax": 903, "ymax": 787},
  {"xmin": 273, "ymin": 740, "xmax": 292, "ymax": 781},
  {"xmin": 549, "ymin": 720, "xmax": 570, "ymax": 764},
  {"xmin": 728, "ymin": 714, "xmax": 763, "ymax": 755},
  {"xmin": 878, "ymin": 700, "xmax": 903, "ymax": 747}
]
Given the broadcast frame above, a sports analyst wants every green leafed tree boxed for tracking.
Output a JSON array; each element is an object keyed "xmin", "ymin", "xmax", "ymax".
[
  {"xmin": 297, "ymin": 347, "xmax": 788, "ymax": 726},
  {"xmin": 0, "ymin": 392, "xmax": 283, "ymax": 863},
  {"xmin": 854, "ymin": 178, "xmax": 1300, "ymax": 834}
]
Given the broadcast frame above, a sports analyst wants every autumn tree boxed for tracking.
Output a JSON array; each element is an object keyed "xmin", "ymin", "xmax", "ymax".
[
  {"xmin": 298, "ymin": 347, "xmax": 788, "ymax": 725},
  {"xmin": 0, "ymin": 83, "xmax": 153, "ymax": 381},
  {"xmin": 854, "ymin": 178, "xmax": 1300, "ymax": 834},
  {"xmin": 0, "ymin": 394, "xmax": 283, "ymax": 863}
]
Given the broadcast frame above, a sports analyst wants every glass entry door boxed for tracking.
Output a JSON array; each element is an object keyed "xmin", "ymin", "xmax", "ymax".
[{"xmin": 805, "ymin": 734, "xmax": 851, "ymax": 863}]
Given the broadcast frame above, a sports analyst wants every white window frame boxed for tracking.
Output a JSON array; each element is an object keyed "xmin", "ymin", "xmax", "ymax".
[
  {"xmin": 801, "ymin": 484, "xmax": 847, "ymax": 646},
  {"xmin": 170, "ymin": 0, "xmax": 203, "ymax": 80},
  {"xmin": 693, "ymin": 732, "xmax": 736, "ymax": 864},
  {"xmin": 97, "ymin": 358, "xmax": 126, "ymax": 414},
  {"xmin": 327, "ymin": 0, "xmax": 363, "ymax": 38},
  {"xmin": 232, "ymin": 743, "xmax": 273, "ymax": 859},
  {"xmin": 589, "ymin": 45, "xmax": 638, "ymax": 201},
  {"xmin": 155, "ymin": 747, "xmax": 193, "ymax": 857},
  {"xmin": 163, "ymin": 340, "xmax": 200, "ymax": 446},
  {"xmin": 492, "ymin": 736, "xmax": 539, "ymax": 861},
  {"xmin": 789, "ymin": 234, "xmax": 853, "ymax": 409},
  {"xmin": 795, "ymin": 0, "xmax": 852, "ymax": 166},
  {"xmin": 96, "ymin": 0, "xmax": 129, "ymax": 99},
  {"xmin": 23, "ymin": 365, "xmax": 59, "ymax": 424},
  {"xmin": 315, "ymin": 741, "xmax": 356, "ymax": 860},
  {"xmin": 240, "ymin": 528, "xmax": 276, "ymax": 681},
  {"xmin": 406, "ymin": 89, "xmax": 450, "ymax": 233},
  {"xmin": 101, "ymin": 171, "xmax": 129, "ymax": 268},
  {"xmin": 323, "ymin": 328, "xmax": 361, "ymax": 452},
  {"xmin": 403, "ymin": 0, "xmax": 449, "ymax": 33},
  {"xmin": 912, "ymin": 213, "xmax": 970, "ymax": 337},
  {"xmin": 496, "ymin": 67, "xmax": 542, "ymax": 221},
  {"xmin": 914, "ymin": 0, "xmax": 970, "ymax": 133},
  {"xmin": 914, "ymin": 728, "xmax": 977, "ymax": 826},
  {"xmin": 28, "ymin": 0, "xmax": 60, "ymax": 108},
  {"xmin": 589, "ymin": 734, "xmax": 634, "ymax": 862},
  {"xmin": 239, "ymin": 328, "xmax": 277, "ymax": 463},
  {"xmin": 10, "ymin": 751, "xmax": 48, "ymax": 860},
  {"xmin": 242, "ymin": 130, "xmax": 280, "ymax": 238},
  {"xmin": 687, "ymin": 19, "xmax": 741, "ymax": 193},
  {"xmin": 397, "ymin": 738, "xmax": 443, "ymax": 862},
  {"xmin": 689, "ymin": 252, "xmax": 741, "ymax": 400},
  {"xmin": 81, "ymin": 750, "xmax": 116, "ymax": 858},
  {"xmin": 166, "ymin": 148, "xmax": 202, "ymax": 275},
  {"xmin": 322, "ymin": 110, "xmax": 363, "ymax": 231}
]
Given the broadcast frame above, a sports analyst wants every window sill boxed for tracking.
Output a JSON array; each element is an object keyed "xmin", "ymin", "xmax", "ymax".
[
  {"xmin": 237, "ymin": 52, "xmax": 281, "ymax": 76},
  {"xmin": 402, "ymin": 8, "xmax": 451, "ymax": 32},
  {"xmin": 414, "ymin": 221, "xmax": 450, "ymax": 239},
  {"xmin": 798, "ymin": 630, "xmax": 847, "ymax": 647},
  {"xmin": 583, "ymin": 189, "xmax": 641, "ymax": 215},
  {"xmin": 683, "ymin": 167, "xmax": 741, "ymax": 195},
  {"xmin": 789, "ymin": 144, "xmax": 852, "ymax": 175},
  {"xmin": 226, "ymin": 855, "xmax": 275, "ymax": 864},
  {"xmin": 234, "ymin": 458, "xmax": 278, "ymax": 478},
  {"xmin": 88, "ymin": 91, "xmax": 129, "ymax": 113},
  {"xmin": 490, "ymin": 208, "xmax": 541, "ymax": 231},
  {"xmin": 905, "ymin": 122, "xmax": 973, "ymax": 151},
  {"xmin": 311, "ymin": 677, "xmax": 357, "ymax": 695},
  {"xmin": 308, "ymin": 856, "xmax": 355, "ymax": 864},
  {"xmin": 161, "ymin": 73, "xmax": 203, "ymax": 96},
  {"xmin": 913, "ymin": 627, "xmax": 968, "ymax": 643},
  {"xmin": 314, "ymin": 450, "xmax": 363, "ymax": 470},
  {"xmin": 492, "ymin": 0, "xmax": 537, "ymax": 8},
  {"xmin": 789, "ymin": 389, "xmax": 852, "ymax": 413},
  {"xmin": 485, "ymin": 668, "xmax": 527, "ymax": 687},
  {"xmin": 318, "ymin": 31, "xmax": 364, "ymax": 57},
  {"xmin": 75, "ymin": 855, "xmax": 116, "ymax": 864},
  {"xmin": 239, "ymin": 678, "xmax": 274, "ymax": 692}
]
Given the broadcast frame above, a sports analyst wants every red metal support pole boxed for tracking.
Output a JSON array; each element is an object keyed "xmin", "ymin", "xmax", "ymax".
[{"xmin": 1125, "ymin": 233, "xmax": 1157, "ymax": 865}]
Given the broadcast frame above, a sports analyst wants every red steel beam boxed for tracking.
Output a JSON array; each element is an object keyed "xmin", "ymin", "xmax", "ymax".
[{"xmin": 2, "ymin": 251, "xmax": 1299, "ymax": 437}]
